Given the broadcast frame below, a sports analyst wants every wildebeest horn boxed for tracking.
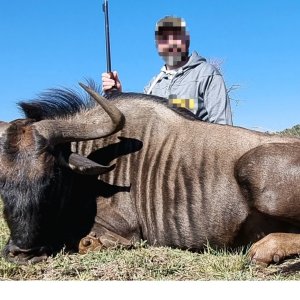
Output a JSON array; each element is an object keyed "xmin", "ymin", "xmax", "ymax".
[
  {"xmin": 33, "ymin": 84, "xmax": 124, "ymax": 144},
  {"xmin": 60, "ymin": 152, "xmax": 115, "ymax": 175},
  {"xmin": 78, "ymin": 83, "xmax": 123, "ymax": 130}
]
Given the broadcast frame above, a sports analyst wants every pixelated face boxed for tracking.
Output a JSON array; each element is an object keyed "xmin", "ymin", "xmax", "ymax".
[{"xmin": 155, "ymin": 28, "xmax": 189, "ymax": 67}]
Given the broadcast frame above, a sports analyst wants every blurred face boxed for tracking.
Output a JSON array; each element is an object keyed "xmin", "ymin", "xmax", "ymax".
[{"xmin": 155, "ymin": 29, "xmax": 189, "ymax": 68}]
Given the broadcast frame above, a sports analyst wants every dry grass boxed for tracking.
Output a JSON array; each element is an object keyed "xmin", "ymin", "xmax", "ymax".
[
  {"xmin": 1, "ymin": 200, "xmax": 300, "ymax": 280},
  {"xmin": 1, "ymin": 125, "xmax": 300, "ymax": 281}
]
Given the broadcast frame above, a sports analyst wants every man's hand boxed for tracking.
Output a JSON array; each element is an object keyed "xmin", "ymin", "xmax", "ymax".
[{"xmin": 101, "ymin": 71, "xmax": 122, "ymax": 92}]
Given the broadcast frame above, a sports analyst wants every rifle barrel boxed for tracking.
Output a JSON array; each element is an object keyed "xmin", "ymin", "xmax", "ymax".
[{"xmin": 103, "ymin": 0, "xmax": 112, "ymax": 73}]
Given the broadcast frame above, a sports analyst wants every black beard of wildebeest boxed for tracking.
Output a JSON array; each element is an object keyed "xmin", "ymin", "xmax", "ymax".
[
  {"xmin": 0, "ymin": 83, "xmax": 143, "ymax": 264},
  {"xmin": 0, "ymin": 81, "xmax": 299, "ymax": 266}
]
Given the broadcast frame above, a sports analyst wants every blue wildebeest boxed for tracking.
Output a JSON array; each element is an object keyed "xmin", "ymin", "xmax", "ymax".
[{"xmin": 0, "ymin": 83, "xmax": 299, "ymax": 265}]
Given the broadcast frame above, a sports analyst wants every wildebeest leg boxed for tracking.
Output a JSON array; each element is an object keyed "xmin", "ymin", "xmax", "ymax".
[
  {"xmin": 78, "ymin": 190, "xmax": 139, "ymax": 254},
  {"xmin": 235, "ymin": 143, "xmax": 300, "ymax": 265},
  {"xmin": 78, "ymin": 230, "xmax": 132, "ymax": 254},
  {"xmin": 249, "ymin": 233, "xmax": 300, "ymax": 265}
]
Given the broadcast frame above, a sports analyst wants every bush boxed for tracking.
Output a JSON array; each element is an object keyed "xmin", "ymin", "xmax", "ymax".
[{"xmin": 278, "ymin": 124, "xmax": 300, "ymax": 137}]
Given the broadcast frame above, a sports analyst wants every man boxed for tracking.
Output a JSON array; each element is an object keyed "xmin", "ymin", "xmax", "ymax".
[{"xmin": 102, "ymin": 16, "xmax": 233, "ymax": 125}]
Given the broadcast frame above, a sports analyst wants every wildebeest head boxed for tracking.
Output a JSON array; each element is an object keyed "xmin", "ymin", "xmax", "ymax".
[{"xmin": 0, "ymin": 83, "xmax": 124, "ymax": 264}]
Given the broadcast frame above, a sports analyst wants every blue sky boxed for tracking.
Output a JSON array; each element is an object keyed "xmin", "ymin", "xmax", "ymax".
[{"xmin": 1, "ymin": 0, "xmax": 299, "ymax": 131}]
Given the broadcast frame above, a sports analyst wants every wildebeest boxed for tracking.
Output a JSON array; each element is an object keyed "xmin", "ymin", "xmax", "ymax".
[{"xmin": 0, "ymin": 82, "xmax": 299, "ymax": 265}]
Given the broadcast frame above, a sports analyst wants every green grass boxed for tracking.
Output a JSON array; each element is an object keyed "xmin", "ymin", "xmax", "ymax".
[{"xmin": 1, "ymin": 200, "xmax": 300, "ymax": 280}]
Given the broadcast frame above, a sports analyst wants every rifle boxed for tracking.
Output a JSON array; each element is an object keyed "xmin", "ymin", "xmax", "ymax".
[{"xmin": 102, "ymin": 0, "xmax": 113, "ymax": 74}]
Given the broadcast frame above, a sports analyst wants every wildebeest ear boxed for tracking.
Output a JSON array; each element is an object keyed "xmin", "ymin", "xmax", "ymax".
[{"xmin": 62, "ymin": 152, "xmax": 115, "ymax": 175}]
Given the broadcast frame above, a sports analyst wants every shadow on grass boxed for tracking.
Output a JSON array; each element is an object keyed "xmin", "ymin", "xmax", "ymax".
[{"xmin": 270, "ymin": 256, "xmax": 300, "ymax": 275}]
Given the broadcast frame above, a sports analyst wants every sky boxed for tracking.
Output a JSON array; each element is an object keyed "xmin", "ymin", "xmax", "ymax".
[{"xmin": 0, "ymin": 0, "xmax": 299, "ymax": 132}]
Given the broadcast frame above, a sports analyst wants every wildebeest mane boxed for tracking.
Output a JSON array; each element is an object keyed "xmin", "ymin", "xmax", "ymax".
[
  {"xmin": 18, "ymin": 81, "xmax": 99, "ymax": 121},
  {"xmin": 17, "ymin": 80, "xmax": 199, "ymax": 122}
]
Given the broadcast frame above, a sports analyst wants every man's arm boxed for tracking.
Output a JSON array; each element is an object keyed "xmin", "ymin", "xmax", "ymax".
[{"xmin": 203, "ymin": 74, "xmax": 233, "ymax": 125}]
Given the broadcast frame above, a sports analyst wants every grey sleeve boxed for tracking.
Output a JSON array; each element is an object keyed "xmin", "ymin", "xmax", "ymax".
[
  {"xmin": 143, "ymin": 76, "xmax": 156, "ymax": 94},
  {"xmin": 202, "ymin": 75, "xmax": 233, "ymax": 125}
]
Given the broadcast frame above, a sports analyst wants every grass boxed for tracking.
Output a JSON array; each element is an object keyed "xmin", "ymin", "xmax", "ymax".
[
  {"xmin": 1, "ymin": 122, "xmax": 300, "ymax": 280},
  {"xmin": 1, "ymin": 200, "xmax": 300, "ymax": 280}
]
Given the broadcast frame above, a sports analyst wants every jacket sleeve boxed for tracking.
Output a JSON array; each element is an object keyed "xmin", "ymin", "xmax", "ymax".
[
  {"xmin": 202, "ymin": 74, "xmax": 233, "ymax": 125},
  {"xmin": 143, "ymin": 76, "xmax": 156, "ymax": 94}
]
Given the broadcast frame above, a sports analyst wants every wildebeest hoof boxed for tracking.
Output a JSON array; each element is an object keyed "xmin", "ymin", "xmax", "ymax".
[
  {"xmin": 78, "ymin": 234, "xmax": 103, "ymax": 254},
  {"xmin": 248, "ymin": 233, "xmax": 300, "ymax": 266},
  {"xmin": 78, "ymin": 231, "xmax": 132, "ymax": 254}
]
